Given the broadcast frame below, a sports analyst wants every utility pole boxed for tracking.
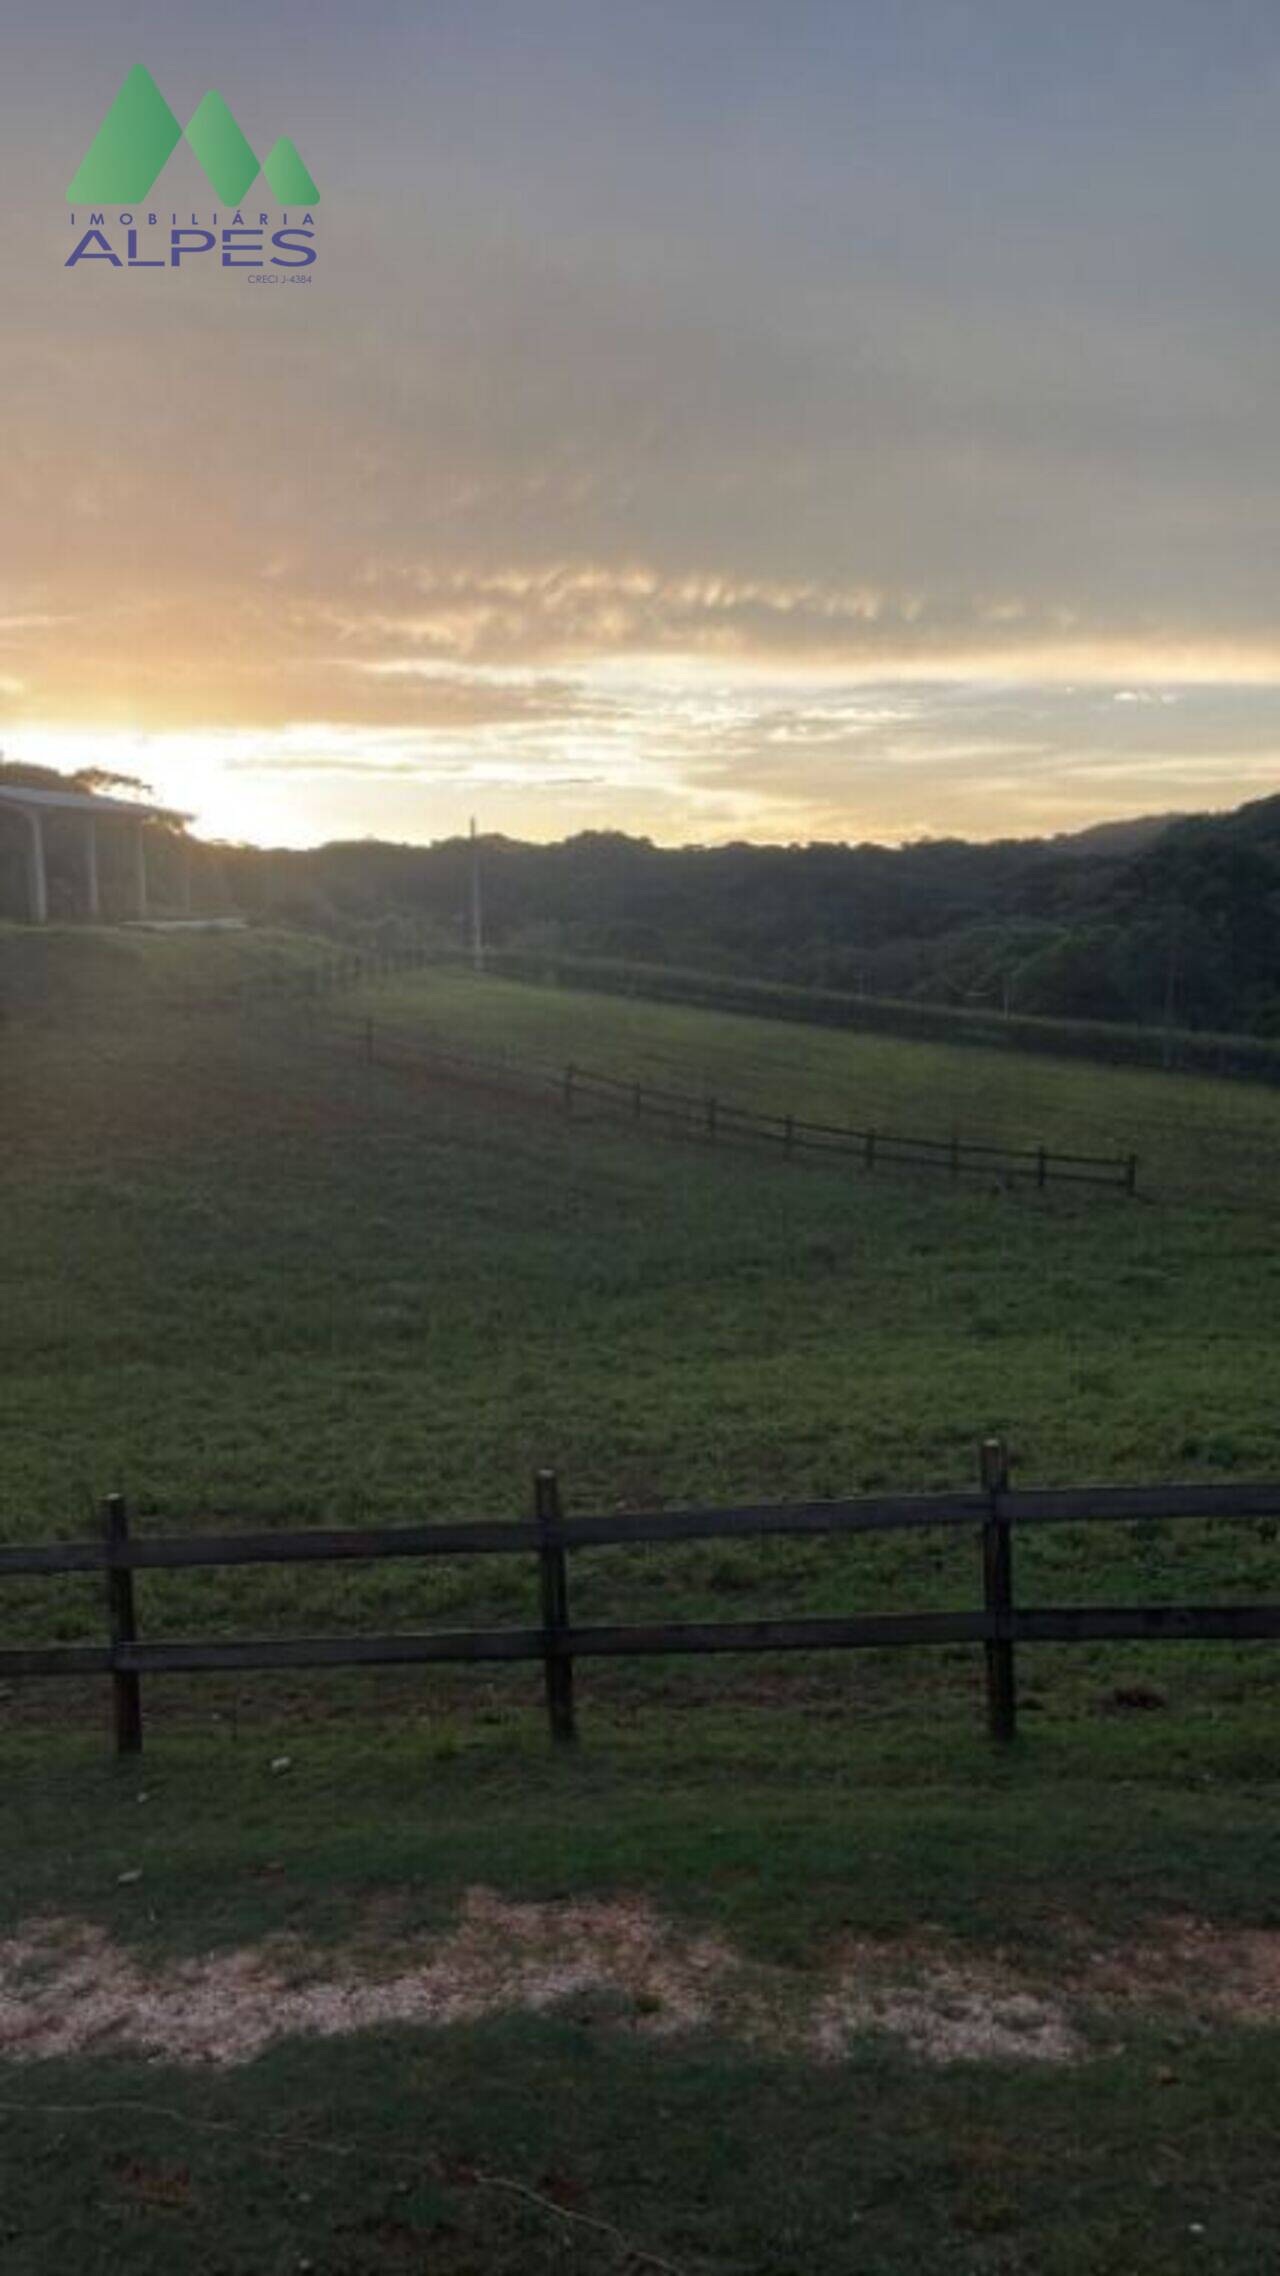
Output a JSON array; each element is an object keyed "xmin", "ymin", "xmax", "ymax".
[
  {"xmin": 1162, "ymin": 902, "xmax": 1181, "ymax": 1069},
  {"xmin": 468, "ymin": 815, "xmax": 485, "ymax": 974}
]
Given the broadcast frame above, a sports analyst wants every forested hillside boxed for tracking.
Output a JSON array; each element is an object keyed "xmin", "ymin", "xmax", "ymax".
[
  {"xmin": 9, "ymin": 760, "xmax": 1280, "ymax": 1036},
  {"xmin": 215, "ymin": 794, "xmax": 1280, "ymax": 1037}
]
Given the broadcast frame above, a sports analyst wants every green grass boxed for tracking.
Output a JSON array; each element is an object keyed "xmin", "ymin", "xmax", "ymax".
[
  {"xmin": 358, "ymin": 966, "xmax": 1280, "ymax": 1203},
  {"xmin": 3, "ymin": 960, "xmax": 1279, "ymax": 1690},
  {"xmin": 7, "ymin": 939, "xmax": 1280, "ymax": 2270},
  {"xmin": 0, "ymin": 919, "xmax": 336, "ymax": 1020},
  {"xmin": 5, "ymin": 1716, "xmax": 1280, "ymax": 2272},
  {"xmin": 9, "ymin": 2020, "xmax": 1280, "ymax": 2274},
  {"xmin": 6, "ymin": 1710, "xmax": 1280, "ymax": 1962}
]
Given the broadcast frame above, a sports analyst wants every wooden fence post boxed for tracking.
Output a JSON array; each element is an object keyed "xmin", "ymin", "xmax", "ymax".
[
  {"xmin": 706, "ymin": 1096, "xmax": 718, "ymax": 1143},
  {"xmin": 784, "ymin": 1113, "xmax": 794, "ymax": 1157},
  {"xmin": 564, "ymin": 1064, "xmax": 576, "ymax": 1116},
  {"xmin": 979, "ymin": 1439, "xmax": 1016, "ymax": 1743},
  {"xmin": 364, "ymin": 1017, "xmax": 374, "ymax": 1065},
  {"xmin": 865, "ymin": 1129, "xmax": 877, "ymax": 1172},
  {"xmin": 950, "ymin": 1131, "xmax": 960, "ymax": 1180},
  {"xmin": 1126, "ymin": 1153, "xmax": 1138, "ymax": 1197},
  {"xmin": 102, "ymin": 1494, "xmax": 142, "ymax": 1756},
  {"xmin": 1037, "ymin": 1146, "xmax": 1047, "ymax": 1190},
  {"xmin": 633, "ymin": 1082, "xmax": 643, "ymax": 1119},
  {"xmin": 535, "ymin": 1470, "xmax": 576, "ymax": 1743}
]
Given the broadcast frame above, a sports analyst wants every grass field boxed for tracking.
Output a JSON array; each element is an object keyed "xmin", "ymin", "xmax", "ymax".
[
  {"xmin": 5, "ymin": 1713, "xmax": 1280, "ymax": 2274},
  {"xmin": 4, "ymin": 954, "xmax": 1279, "ymax": 1658},
  {"xmin": 4, "ymin": 933, "xmax": 1280, "ymax": 2270}
]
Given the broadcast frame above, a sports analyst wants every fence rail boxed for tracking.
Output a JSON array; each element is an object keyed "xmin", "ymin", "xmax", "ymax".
[
  {"xmin": 331, "ymin": 1013, "xmax": 1138, "ymax": 1194},
  {"xmin": 563, "ymin": 1062, "xmax": 1134, "ymax": 1189},
  {"xmin": 5, "ymin": 1447, "xmax": 1278, "ymax": 1753}
]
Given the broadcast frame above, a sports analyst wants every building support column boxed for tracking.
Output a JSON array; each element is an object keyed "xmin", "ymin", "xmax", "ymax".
[
  {"xmin": 134, "ymin": 822, "xmax": 148, "ymax": 920},
  {"xmin": 84, "ymin": 816, "xmax": 100, "ymax": 920},
  {"xmin": 20, "ymin": 805, "xmax": 48, "ymax": 924}
]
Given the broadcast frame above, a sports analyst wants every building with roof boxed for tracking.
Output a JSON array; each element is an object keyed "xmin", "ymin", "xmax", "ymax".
[{"xmin": 0, "ymin": 782, "xmax": 193, "ymax": 924}]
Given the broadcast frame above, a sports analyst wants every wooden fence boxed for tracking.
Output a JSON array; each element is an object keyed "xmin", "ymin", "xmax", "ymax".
[
  {"xmin": 4, "ymin": 1444, "xmax": 1278, "ymax": 1754},
  {"xmin": 561, "ymin": 1062, "xmax": 1137, "ymax": 1191},
  {"xmin": 45, "ymin": 947, "xmax": 1138, "ymax": 1194},
  {"xmin": 338, "ymin": 1014, "xmax": 1138, "ymax": 1194}
]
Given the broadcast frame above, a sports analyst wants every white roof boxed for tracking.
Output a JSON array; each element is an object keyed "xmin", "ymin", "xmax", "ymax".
[{"xmin": 0, "ymin": 785, "xmax": 190, "ymax": 821}]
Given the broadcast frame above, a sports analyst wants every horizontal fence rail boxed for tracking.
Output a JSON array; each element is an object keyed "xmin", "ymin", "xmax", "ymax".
[
  {"xmin": 4, "ymin": 1447, "xmax": 1279, "ymax": 1752},
  {"xmin": 563, "ymin": 1062, "xmax": 1134, "ymax": 1190},
  {"xmin": 325, "ymin": 1011, "xmax": 1138, "ymax": 1196}
]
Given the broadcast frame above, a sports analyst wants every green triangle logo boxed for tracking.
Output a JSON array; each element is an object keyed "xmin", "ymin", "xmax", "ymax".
[
  {"xmin": 262, "ymin": 137, "xmax": 320, "ymax": 206},
  {"xmin": 185, "ymin": 91, "xmax": 260, "ymax": 204},
  {"xmin": 67, "ymin": 68, "xmax": 320, "ymax": 204},
  {"xmin": 67, "ymin": 65, "xmax": 182, "ymax": 203}
]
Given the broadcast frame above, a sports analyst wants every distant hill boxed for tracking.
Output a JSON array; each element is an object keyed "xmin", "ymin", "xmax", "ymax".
[
  {"xmin": 210, "ymin": 793, "xmax": 1275, "ymax": 1035},
  {"xmin": 1042, "ymin": 813, "xmax": 1189, "ymax": 859},
  {"xmin": 7, "ymin": 769, "xmax": 1279, "ymax": 1037}
]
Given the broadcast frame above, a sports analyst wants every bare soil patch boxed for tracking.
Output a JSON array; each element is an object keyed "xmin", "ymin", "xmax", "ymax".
[{"xmin": 4, "ymin": 1893, "xmax": 1276, "ymax": 2072}]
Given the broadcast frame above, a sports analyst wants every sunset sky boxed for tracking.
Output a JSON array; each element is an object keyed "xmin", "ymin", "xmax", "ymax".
[{"xmin": 4, "ymin": 1, "xmax": 1280, "ymax": 848}]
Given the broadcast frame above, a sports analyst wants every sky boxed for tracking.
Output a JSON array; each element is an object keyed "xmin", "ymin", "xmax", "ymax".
[{"xmin": 3, "ymin": 0, "xmax": 1280, "ymax": 849}]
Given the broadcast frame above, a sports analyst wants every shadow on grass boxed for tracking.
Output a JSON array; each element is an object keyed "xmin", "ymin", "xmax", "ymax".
[{"xmin": 2, "ymin": 2013, "xmax": 1279, "ymax": 2274}]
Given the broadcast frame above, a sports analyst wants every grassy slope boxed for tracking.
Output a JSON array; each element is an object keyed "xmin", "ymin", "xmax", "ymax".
[
  {"xmin": 3, "ymin": 961, "xmax": 1280, "ymax": 1689},
  {"xmin": 6, "ymin": 944, "xmax": 1280, "ymax": 2272},
  {"xmin": 359, "ymin": 966, "xmax": 1278, "ymax": 1202},
  {"xmin": 5, "ymin": 1717, "xmax": 1280, "ymax": 2273},
  {"xmin": 0, "ymin": 920, "xmax": 335, "ymax": 1020}
]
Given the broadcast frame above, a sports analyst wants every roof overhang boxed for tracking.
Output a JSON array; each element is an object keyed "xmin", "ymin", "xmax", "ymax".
[{"xmin": 0, "ymin": 786, "xmax": 192, "ymax": 823}]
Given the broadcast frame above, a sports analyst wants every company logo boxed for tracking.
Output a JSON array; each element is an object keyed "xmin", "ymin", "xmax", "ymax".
[{"xmin": 67, "ymin": 64, "xmax": 319, "ymax": 205}]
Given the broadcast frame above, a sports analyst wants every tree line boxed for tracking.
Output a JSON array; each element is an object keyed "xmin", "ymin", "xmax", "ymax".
[
  {"xmin": 8, "ymin": 760, "xmax": 1280, "ymax": 1040},
  {"xmin": 215, "ymin": 794, "xmax": 1280, "ymax": 1040}
]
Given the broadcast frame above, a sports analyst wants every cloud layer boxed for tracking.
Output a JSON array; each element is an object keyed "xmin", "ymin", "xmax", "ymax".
[{"xmin": 3, "ymin": 2, "xmax": 1280, "ymax": 842}]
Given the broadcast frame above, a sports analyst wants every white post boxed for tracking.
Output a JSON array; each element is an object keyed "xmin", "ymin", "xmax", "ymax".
[
  {"xmin": 20, "ymin": 805, "xmax": 48, "ymax": 924},
  {"xmin": 85, "ymin": 816, "xmax": 100, "ymax": 920},
  {"xmin": 134, "ymin": 823, "xmax": 148, "ymax": 920},
  {"xmin": 469, "ymin": 815, "xmax": 485, "ymax": 974}
]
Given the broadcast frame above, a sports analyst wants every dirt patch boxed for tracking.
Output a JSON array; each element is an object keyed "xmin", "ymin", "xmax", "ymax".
[
  {"xmin": 812, "ymin": 1964, "xmax": 1079, "ymax": 2065},
  {"xmin": 0, "ymin": 1895, "xmax": 749, "ymax": 2069},
  {"xmin": 1078, "ymin": 1912, "xmax": 1280, "ymax": 2025},
  {"xmin": 3, "ymin": 1896, "xmax": 1277, "ymax": 2072}
]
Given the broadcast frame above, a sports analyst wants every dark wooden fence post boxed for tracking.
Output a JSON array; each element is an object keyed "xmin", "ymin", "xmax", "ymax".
[
  {"xmin": 706, "ymin": 1096, "xmax": 718, "ymax": 1143},
  {"xmin": 102, "ymin": 1494, "xmax": 142, "ymax": 1756},
  {"xmin": 784, "ymin": 1113, "xmax": 794, "ymax": 1157},
  {"xmin": 535, "ymin": 1470, "xmax": 576, "ymax": 1743},
  {"xmin": 950, "ymin": 1131, "xmax": 960, "ymax": 1180},
  {"xmin": 865, "ymin": 1129, "xmax": 877, "ymax": 1172},
  {"xmin": 979, "ymin": 1439, "xmax": 1016, "ymax": 1743},
  {"xmin": 364, "ymin": 1017, "xmax": 374, "ymax": 1065},
  {"xmin": 633, "ymin": 1082, "xmax": 643, "ymax": 1119},
  {"xmin": 564, "ymin": 1063, "xmax": 576, "ymax": 1116},
  {"xmin": 1126, "ymin": 1153, "xmax": 1138, "ymax": 1197},
  {"xmin": 1037, "ymin": 1146, "xmax": 1047, "ymax": 1190}
]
